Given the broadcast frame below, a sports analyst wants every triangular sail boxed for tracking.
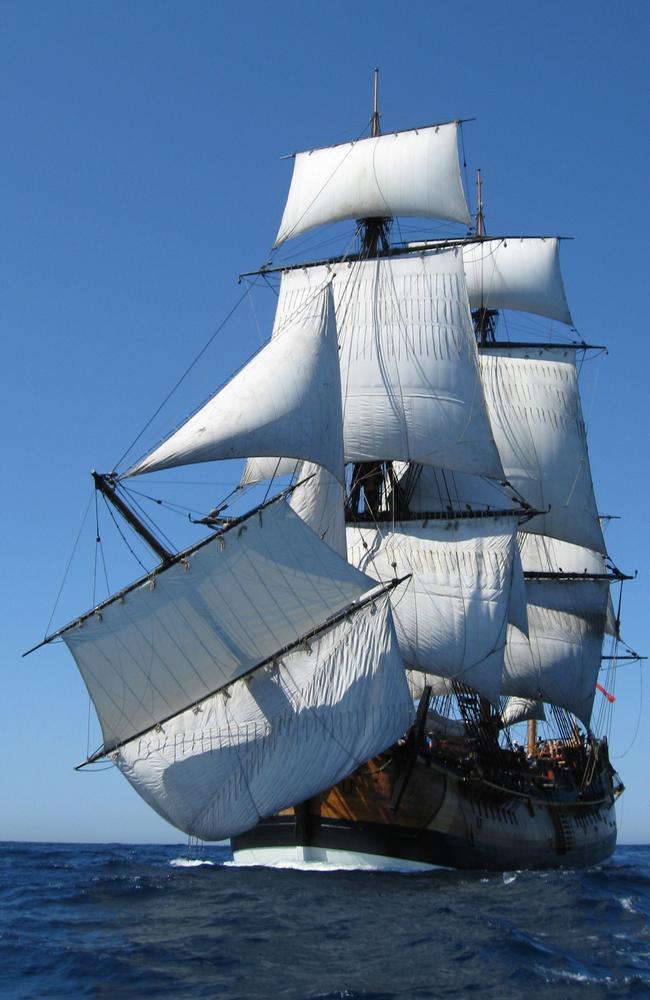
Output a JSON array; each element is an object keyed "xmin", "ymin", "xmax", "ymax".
[
  {"xmin": 289, "ymin": 462, "xmax": 347, "ymax": 559},
  {"xmin": 463, "ymin": 237, "xmax": 573, "ymax": 325},
  {"xmin": 479, "ymin": 347, "xmax": 604, "ymax": 552},
  {"xmin": 63, "ymin": 498, "xmax": 374, "ymax": 750},
  {"xmin": 275, "ymin": 122, "xmax": 470, "ymax": 246},
  {"xmin": 126, "ymin": 285, "xmax": 344, "ymax": 482},
  {"xmin": 346, "ymin": 517, "xmax": 518, "ymax": 706},
  {"xmin": 115, "ymin": 595, "xmax": 414, "ymax": 841}
]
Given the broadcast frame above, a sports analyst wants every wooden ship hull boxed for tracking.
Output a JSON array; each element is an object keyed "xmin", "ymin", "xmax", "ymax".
[{"xmin": 231, "ymin": 742, "xmax": 621, "ymax": 871}]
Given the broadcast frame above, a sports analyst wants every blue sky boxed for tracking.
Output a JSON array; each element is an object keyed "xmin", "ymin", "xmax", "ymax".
[{"xmin": 2, "ymin": 1, "xmax": 649, "ymax": 844}]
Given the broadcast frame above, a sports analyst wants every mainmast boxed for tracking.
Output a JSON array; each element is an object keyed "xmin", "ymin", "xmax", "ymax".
[
  {"xmin": 359, "ymin": 68, "xmax": 390, "ymax": 255},
  {"xmin": 472, "ymin": 169, "xmax": 497, "ymax": 345}
]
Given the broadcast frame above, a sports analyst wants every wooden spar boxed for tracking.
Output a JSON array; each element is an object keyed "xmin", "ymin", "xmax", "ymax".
[
  {"xmin": 527, "ymin": 719, "xmax": 537, "ymax": 755},
  {"xmin": 526, "ymin": 571, "xmax": 633, "ymax": 584},
  {"xmin": 475, "ymin": 169, "xmax": 485, "ymax": 237},
  {"xmin": 371, "ymin": 67, "xmax": 380, "ymax": 138},
  {"xmin": 238, "ymin": 234, "xmax": 576, "ymax": 281},
  {"xmin": 23, "ymin": 481, "xmax": 309, "ymax": 658},
  {"xmin": 76, "ymin": 575, "xmax": 412, "ymax": 768},
  {"xmin": 93, "ymin": 471, "xmax": 173, "ymax": 565}
]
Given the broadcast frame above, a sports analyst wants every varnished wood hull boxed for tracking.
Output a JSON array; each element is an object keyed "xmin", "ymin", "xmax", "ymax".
[{"xmin": 231, "ymin": 753, "xmax": 618, "ymax": 870}]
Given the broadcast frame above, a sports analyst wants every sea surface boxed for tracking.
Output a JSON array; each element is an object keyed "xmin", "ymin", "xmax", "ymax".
[{"xmin": 1, "ymin": 842, "xmax": 648, "ymax": 1000}]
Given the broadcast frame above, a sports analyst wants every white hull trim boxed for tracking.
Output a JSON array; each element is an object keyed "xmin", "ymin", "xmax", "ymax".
[{"xmin": 230, "ymin": 844, "xmax": 441, "ymax": 872}]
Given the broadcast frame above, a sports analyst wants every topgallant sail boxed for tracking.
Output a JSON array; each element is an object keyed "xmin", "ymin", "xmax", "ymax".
[{"xmin": 31, "ymin": 79, "xmax": 640, "ymax": 870}]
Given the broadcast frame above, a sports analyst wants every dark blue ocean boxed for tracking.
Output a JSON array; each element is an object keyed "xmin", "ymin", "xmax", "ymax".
[{"xmin": 1, "ymin": 842, "xmax": 649, "ymax": 1000}]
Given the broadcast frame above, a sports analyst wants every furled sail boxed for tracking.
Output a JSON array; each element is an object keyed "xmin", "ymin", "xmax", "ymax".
[
  {"xmin": 346, "ymin": 517, "xmax": 518, "ymax": 706},
  {"xmin": 501, "ymin": 697, "xmax": 546, "ymax": 727},
  {"xmin": 115, "ymin": 594, "xmax": 414, "ymax": 841},
  {"xmin": 275, "ymin": 122, "xmax": 470, "ymax": 246},
  {"xmin": 62, "ymin": 498, "xmax": 375, "ymax": 750},
  {"xmin": 479, "ymin": 347, "xmax": 604, "ymax": 552},
  {"xmin": 274, "ymin": 251, "xmax": 503, "ymax": 477},
  {"xmin": 463, "ymin": 237, "xmax": 573, "ymax": 325},
  {"xmin": 501, "ymin": 577, "xmax": 609, "ymax": 726},
  {"xmin": 125, "ymin": 285, "xmax": 344, "ymax": 481}
]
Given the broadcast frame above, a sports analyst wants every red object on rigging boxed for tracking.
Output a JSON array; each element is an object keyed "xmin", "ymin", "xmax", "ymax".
[{"xmin": 596, "ymin": 682, "xmax": 616, "ymax": 703}]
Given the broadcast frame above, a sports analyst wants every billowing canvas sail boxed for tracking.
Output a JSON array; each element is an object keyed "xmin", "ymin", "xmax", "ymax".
[
  {"xmin": 115, "ymin": 596, "xmax": 414, "ymax": 841},
  {"xmin": 463, "ymin": 237, "xmax": 573, "ymax": 325},
  {"xmin": 479, "ymin": 348, "xmax": 604, "ymax": 552},
  {"xmin": 501, "ymin": 697, "xmax": 546, "ymax": 727},
  {"xmin": 289, "ymin": 462, "xmax": 347, "ymax": 559},
  {"xmin": 347, "ymin": 517, "xmax": 518, "ymax": 706},
  {"xmin": 275, "ymin": 122, "xmax": 470, "ymax": 246},
  {"xmin": 398, "ymin": 463, "xmax": 521, "ymax": 515},
  {"xmin": 519, "ymin": 532, "xmax": 617, "ymax": 636},
  {"xmin": 126, "ymin": 285, "xmax": 344, "ymax": 482},
  {"xmin": 501, "ymin": 578, "xmax": 609, "ymax": 726},
  {"xmin": 240, "ymin": 456, "xmax": 298, "ymax": 486},
  {"xmin": 62, "ymin": 498, "xmax": 374, "ymax": 750},
  {"xmin": 275, "ymin": 252, "xmax": 503, "ymax": 477}
]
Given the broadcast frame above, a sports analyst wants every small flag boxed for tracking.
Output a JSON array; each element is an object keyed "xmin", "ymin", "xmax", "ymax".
[{"xmin": 596, "ymin": 682, "xmax": 616, "ymax": 703}]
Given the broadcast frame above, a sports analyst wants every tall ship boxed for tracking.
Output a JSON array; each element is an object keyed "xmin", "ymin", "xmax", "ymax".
[{"xmin": 31, "ymin": 78, "xmax": 640, "ymax": 870}]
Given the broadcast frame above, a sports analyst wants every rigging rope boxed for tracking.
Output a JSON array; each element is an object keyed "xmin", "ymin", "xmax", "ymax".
[
  {"xmin": 113, "ymin": 283, "xmax": 253, "ymax": 472},
  {"xmin": 45, "ymin": 489, "xmax": 94, "ymax": 638}
]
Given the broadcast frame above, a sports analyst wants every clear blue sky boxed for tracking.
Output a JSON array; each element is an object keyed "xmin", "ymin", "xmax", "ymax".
[{"xmin": 2, "ymin": 1, "xmax": 648, "ymax": 844}]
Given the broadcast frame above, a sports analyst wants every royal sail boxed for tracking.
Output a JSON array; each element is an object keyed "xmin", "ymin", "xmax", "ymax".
[{"xmin": 275, "ymin": 122, "xmax": 470, "ymax": 246}]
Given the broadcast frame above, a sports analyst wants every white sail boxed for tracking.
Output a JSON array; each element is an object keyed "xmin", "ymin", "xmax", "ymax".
[
  {"xmin": 115, "ymin": 595, "xmax": 414, "ymax": 841},
  {"xmin": 501, "ymin": 697, "xmax": 546, "ymax": 727},
  {"xmin": 126, "ymin": 285, "xmax": 344, "ymax": 482},
  {"xmin": 346, "ymin": 517, "xmax": 518, "ymax": 706},
  {"xmin": 392, "ymin": 462, "xmax": 528, "ymax": 635},
  {"xmin": 63, "ymin": 498, "xmax": 374, "ymax": 750},
  {"xmin": 463, "ymin": 237, "xmax": 572, "ymax": 325},
  {"xmin": 519, "ymin": 532, "xmax": 617, "ymax": 636},
  {"xmin": 519, "ymin": 532, "xmax": 607, "ymax": 575},
  {"xmin": 479, "ymin": 347, "xmax": 604, "ymax": 552},
  {"xmin": 289, "ymin": 462, "xmax": 347, "ymax": 559},
  {"xmin": 240, "ymin": 456, "xmax": 298, "ymax": 486},
  {"xmin": 275, "ymin": 252, "xmax": 503, "ymax": 477},
  {"xmin": 275, "ymin": 122, "xmax": 470, "ymax": 246},
  {"xmin": 399, "ymin": 463, "xmax": 521, "ymax": 515},
  {"xmin": 501, "ymin": 578, "xmax": 609, "ymax": 726}
]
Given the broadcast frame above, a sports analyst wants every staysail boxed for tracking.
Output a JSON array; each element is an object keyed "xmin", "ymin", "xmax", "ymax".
[
  {"xmin": 126, "ymin": 285, "xmax": 344, "ymax": 481},
  {"xmin": 275, "ymin": 122, "xmax": 470, "ymax": 246}
]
